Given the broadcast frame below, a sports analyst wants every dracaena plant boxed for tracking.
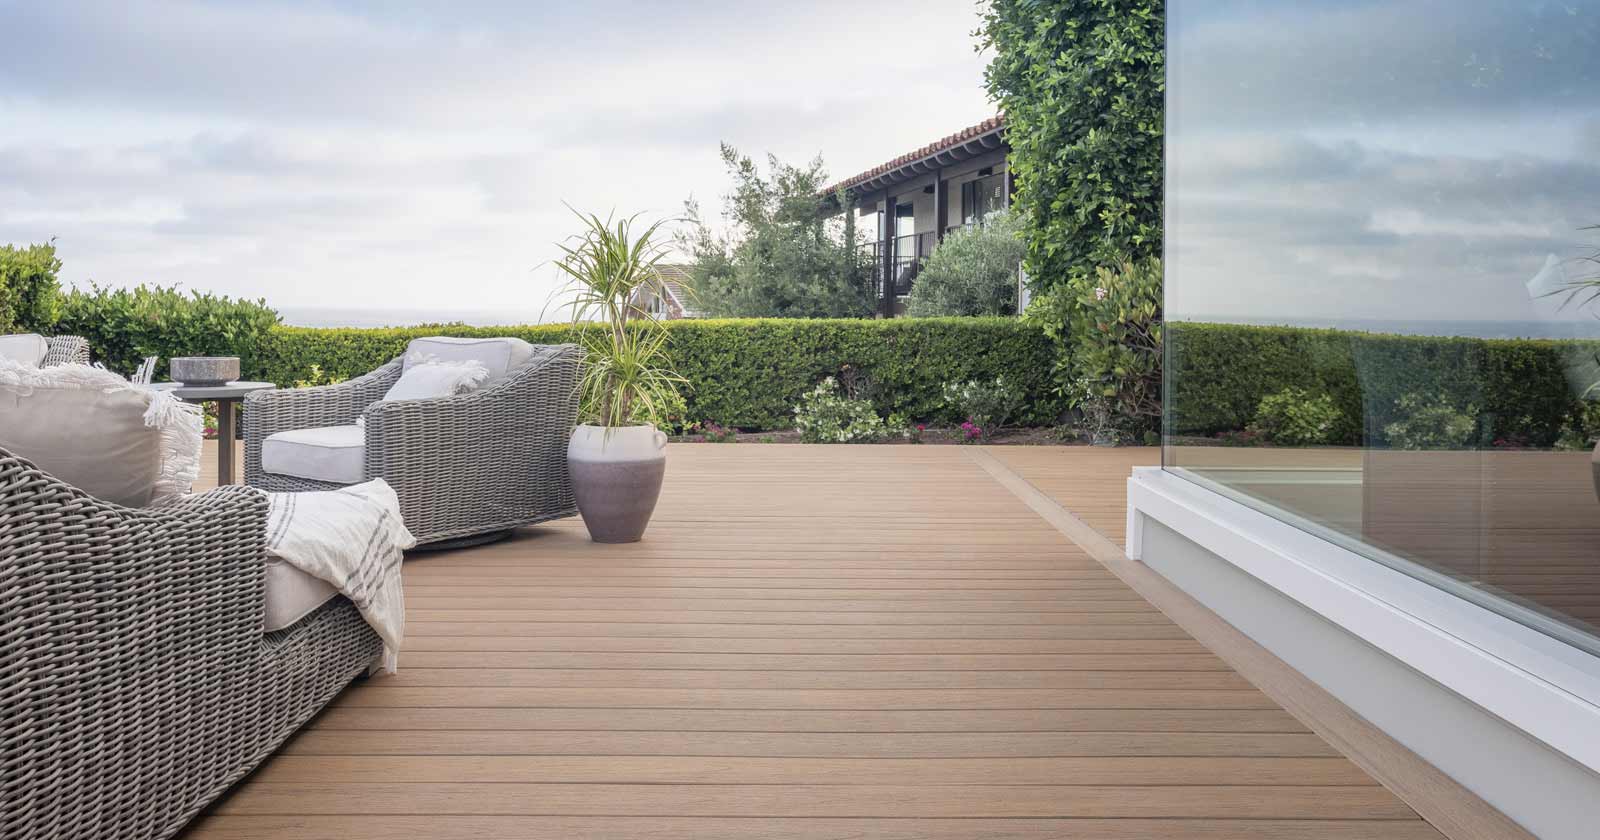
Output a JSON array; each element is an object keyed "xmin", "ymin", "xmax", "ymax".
[{"xmin": 554, "ymin": 209, "xmax": 687, "ymax": 429}]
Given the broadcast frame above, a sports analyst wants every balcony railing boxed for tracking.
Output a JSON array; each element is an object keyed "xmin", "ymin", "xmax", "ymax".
[{"xmin": 860, "ymin": 232, "xmax": 938, "ymax": 298}]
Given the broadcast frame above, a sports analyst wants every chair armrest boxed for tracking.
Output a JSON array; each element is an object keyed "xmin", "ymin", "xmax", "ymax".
[
  {"xmin": 361, "ymin": 344, "xmax": 582, "ymax": 540},
  {"xmin": 42, "ymin": 335, "xmax": 90, "ymax": 367},
  {"xmin": 244, "ymin": 359, "xmax": 402, "ymax": 486},
  {"xmin": 1, "ymin": 451, "xmax": 274, "ymax": 829}
]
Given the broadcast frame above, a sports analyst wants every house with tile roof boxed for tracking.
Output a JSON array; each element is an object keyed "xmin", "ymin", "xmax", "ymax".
[
  {"xmin": 820, "ymin": 115, "xmax": 1011, "ymax": 317},
  {"xmin": 630, "ymin": 264, "xmax": 702, "ymax": 320}
]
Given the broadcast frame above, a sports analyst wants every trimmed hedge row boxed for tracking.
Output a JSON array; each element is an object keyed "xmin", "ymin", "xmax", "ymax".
[
  {"xmin": 1169, "ymin": 321, "xmax": 1599, "ymax": 447},
  {"xmin": 247, "ymin": 317, "xmax": 1063, "ymax": 431}
]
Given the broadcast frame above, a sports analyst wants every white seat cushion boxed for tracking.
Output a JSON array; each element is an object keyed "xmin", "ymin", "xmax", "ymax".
[
  {"xmin": 0, "ymin": 334, "xmax": 48, "ymax": 367},
  {"xmin": 404, "ymin": 336, "xmax": 536, "ymax": 383},
  {"xmin": 261, "ymin": 424, "xmax": 366, "ymax": 484},
  {"xmin": 262, "ymin": 556, "xmax": 339, "ymax": 632}
]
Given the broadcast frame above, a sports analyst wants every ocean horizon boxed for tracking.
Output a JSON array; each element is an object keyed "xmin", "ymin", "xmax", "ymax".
[{"xmin": 277, "ymin": 306, "xmax": 562, "ymax": 328}]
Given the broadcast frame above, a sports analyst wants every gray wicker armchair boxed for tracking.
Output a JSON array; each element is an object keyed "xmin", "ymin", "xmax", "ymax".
[
  {"xmin": 244, "ymin": 343, "xmax": 582, "ymax": 547},
  {"xmin": 0, "ymin": 445, "xmax": 381, "ymax": 840},
  {"xmin": 42, "ymin": 334, "xmax": 90, "ymax": 366}
]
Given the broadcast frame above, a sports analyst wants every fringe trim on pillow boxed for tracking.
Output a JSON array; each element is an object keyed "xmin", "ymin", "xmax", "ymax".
[{"xmin": 145, "ymin": 390, "xmax": 203, "ymax": 505}]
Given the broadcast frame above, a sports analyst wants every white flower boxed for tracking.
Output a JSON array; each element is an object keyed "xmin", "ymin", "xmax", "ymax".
[{"xmin": 1094, "ymin": 287, "xmax": 1108, "ymax": 301}]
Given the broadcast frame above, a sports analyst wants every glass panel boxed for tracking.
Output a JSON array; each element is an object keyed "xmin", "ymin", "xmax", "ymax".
[{"xmin": 1165, "ymin": 0, "xmax": 1600, "ymax": 653}]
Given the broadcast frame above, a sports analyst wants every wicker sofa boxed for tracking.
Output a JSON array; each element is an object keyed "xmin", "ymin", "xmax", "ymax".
[
  {"xmin": 0, "ymin": 445, "xmax": 382, "ymax": 840},
  {"xmin": 244, "ymin": 342, "xmax": 582, "ymax": 547}
]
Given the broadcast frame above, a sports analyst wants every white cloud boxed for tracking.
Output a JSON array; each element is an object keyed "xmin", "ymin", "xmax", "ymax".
[{"xmin": 0, "ymin": 0, "xmax": 996, "ymax": 318}]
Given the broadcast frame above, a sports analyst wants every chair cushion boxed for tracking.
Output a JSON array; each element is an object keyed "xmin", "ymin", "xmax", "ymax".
[
  {"xmin": 403, "ymin": 336, "xmax": 536, "ymax": 383},
  {"xmin": 262, "ymin": 556, "xmax": 339, "ymax": 632},
  {"xmin": 0, "ymin": 334, "xmax": 48, "ymax": 367},
  {"xmin": 383, "ymin": 358, "xmax": 490, "ymax": 402},
  {"xmin": 0, "ymin": 361, "xmax": 202, "ymax": 507},
  {"xmin": 261, "ymin": 424, "xmax": 366, "ymax": 484}
]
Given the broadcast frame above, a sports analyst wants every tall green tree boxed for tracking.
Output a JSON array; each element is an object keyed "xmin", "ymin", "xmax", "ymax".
[
  {"xmin": 679, "ymin": 144, "xmax": 875, "ymax": 319},
  {"xmin": 982, "ymin": 0, "xmax": 1165, "ymax": 431}
]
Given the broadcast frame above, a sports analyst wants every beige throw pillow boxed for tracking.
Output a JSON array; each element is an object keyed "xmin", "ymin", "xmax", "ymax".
[{"xmin": 0, "ymin": 361, "xmax": 204, "ymax": 507}]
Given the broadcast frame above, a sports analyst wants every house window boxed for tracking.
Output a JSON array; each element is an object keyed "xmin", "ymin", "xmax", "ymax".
[
  {"xmin": 1165, "ymin": 1, "xmax": 1600, "ymax": 654},
  {"xmin": 960, "ymin": 172, "xmax": 1007, "ymax": 226}
]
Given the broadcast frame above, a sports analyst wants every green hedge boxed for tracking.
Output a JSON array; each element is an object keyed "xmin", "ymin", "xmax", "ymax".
[
  {"xmin": 249, "ymin": 317, "xmax": 1062, "ymax": 430},
  {"xmin": 1169, "ymin": 321, "xmax": 1599, "ymax": 447},
  {"xmin": 54, "ymin": 284, "xmax": 280, "ymax": 376}
]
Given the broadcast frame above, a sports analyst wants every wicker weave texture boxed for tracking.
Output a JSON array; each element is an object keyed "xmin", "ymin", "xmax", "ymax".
[
  {"xmin": 40, "ymin": 335, "xmax": 90, "ymax": 367},
  {"xmin": 0, "ymin": 447, "xmax": 382, "ymax": 840},
  {"xmin": 244, "ymin": 344, "xmax": 581, "ymax": 545}
]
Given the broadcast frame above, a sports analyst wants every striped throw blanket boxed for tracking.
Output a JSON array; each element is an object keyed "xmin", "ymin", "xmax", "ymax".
[{"xmin": 265, "ymin": 479, "xmax": 416, "ymax": 672}]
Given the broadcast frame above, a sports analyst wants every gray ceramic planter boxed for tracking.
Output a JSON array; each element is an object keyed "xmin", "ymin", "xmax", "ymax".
[{"xmin": 568, "ymin": 424, "xmax": 667, "ymax": 543}]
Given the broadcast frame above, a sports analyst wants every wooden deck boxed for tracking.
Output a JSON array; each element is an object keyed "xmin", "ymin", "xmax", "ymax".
[{"xmin": 182, "ymin": 443, "xmax": 1474, "ymax": 839}]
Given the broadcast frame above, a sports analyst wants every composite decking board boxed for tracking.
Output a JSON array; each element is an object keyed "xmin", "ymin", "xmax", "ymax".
[
  {"xmin": 304, "ymin": 706, "xmax": 1315, "ymax": 733},
  {"xmin": 184, "ymin": 443, "xmax": 1446, "ymax": 839},
  {"xmin": 280, "ymin": 730, "xmax": 1343, "ymax": 758}
]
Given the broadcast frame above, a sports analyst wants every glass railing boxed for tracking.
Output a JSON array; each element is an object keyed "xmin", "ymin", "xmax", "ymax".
[{"xmin": 1165, "ymin": 0, "xmax": 1600, "ymax": 654}]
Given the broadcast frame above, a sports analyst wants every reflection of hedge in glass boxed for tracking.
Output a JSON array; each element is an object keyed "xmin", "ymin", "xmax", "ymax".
[
  {"xmin": 1168, "ymin": 322, "xmax": 1596, "ymax": 449},
  {"xmin": 1247, "ymin": 387, "xmax": 1341, "ymax": 447}
]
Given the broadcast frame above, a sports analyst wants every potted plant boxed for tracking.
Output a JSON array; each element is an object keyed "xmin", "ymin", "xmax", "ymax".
[{"xmin": 555, "ymin": 210, "xmax": 686, "ymax": 543}]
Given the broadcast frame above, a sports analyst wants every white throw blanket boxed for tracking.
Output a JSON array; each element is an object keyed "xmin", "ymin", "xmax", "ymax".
[{"xmin": 264, "ymin": 480, "xmax": 415, "ymax": 672}]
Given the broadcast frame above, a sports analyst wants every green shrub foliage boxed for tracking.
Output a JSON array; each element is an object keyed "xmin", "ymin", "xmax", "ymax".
[
  {"xmin": 942, "ymin": 377, "xmax": 1026, "ymax": 434},
  {"xmin": 1248, "ymin": 387, "xmax": 1341, "ymax": 447},
  {"xmin": 1059, "ymin": 259, "xmax": 1163, "ymax": 431},
  {"xmin": 0, "ymin": 241, "xmax": 65, "ymax": 334},
  {"xmin": 55, "ymin": 284, "xmax": 280, "ymax": 375},
  {"xmin": 982, "ymin": 0, "xmax": 1165, "ymax": 285},
  {"xmin": 250, "ymin": 317, "xmax": 1061, "ymax": 431},
  {"xmin": 905, "ymin": 210, "xmax": 1026, "ymax": 317},
  {"xmin": 1169, "ymin": 322, "xmax": 1595, "ymax": 448},
  {"xmin": 793, "ymin": 377, "xmax": 888, "ymax": 443}
]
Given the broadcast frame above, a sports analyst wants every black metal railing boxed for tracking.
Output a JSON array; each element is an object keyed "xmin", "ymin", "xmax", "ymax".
[{"xmin": 860, "ymin": 232, "xmax": 938, "ymax": 298}]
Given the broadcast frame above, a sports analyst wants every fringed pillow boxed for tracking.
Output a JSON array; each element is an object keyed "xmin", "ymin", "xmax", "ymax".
[{"xmin": 0, "ymin": 360, "xmax": 203, "ymax": 507}]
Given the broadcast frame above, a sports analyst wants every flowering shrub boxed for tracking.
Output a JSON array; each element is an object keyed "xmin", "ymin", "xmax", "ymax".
[
  {"xmin": 942, "ymin": 376, "xmax": 1024, "ymax": 437},
  {"xmin": 1383, "ymin": 393, "xmax": 1479, "ymax": 451},
  {"xmin": 793, "ymin": 377, "xmax": 888, "ymax": 443},
  {"xmin": 959, "ymin": 421, "xmax": 985, "ymax": 443}
]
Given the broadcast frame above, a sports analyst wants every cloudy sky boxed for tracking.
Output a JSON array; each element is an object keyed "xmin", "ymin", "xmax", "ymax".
[
  {"xmin": 0, "ymin": 0, "xmax": 995, "ymax": 323},
  {"xmin": 1168, "ymin": 0, "xmax": 1600, "ymax": 329}
]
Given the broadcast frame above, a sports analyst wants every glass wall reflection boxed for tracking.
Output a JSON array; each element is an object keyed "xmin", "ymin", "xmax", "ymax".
[{"xmin": 1165, "ymin": 0, "xmax": 1600, "ymax": 652}]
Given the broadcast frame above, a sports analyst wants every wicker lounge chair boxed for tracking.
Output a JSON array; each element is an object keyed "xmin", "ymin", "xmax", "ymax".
[
  {"xmin": 42, "ymin": 334, "xmax": 90, "ymax": 366},
  {"xmin": 244, "ymin": 342, "xmax": 582, "ymax": 547},
  {"xmin": 0, "ymin": 445, "xmax": 382, "ymax": 840}
]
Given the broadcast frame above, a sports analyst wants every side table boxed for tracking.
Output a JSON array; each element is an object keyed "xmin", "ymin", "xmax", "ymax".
[{"xmin": 148, "ymin": 381, "xmax": 277, "ymax": 485}]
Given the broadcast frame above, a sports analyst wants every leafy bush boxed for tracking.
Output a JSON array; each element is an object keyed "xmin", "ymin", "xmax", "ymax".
[
  {"xmin": 942, "ymin": 377, "xmax": 1025, "ymax": 439},
  {"xmin": 250, "ymin": 317, "xmax": 1060, "ymax": 431},
  {"xmin": 1247, "ymin": 387, "xmax": 1341, "ymax": 446},
  {"xmin": 0, "ymin": 241, "xmax": 64, "ymax": 333},
  {"xmin": 55, "ymin": 283, "xmax": 280, "ymax": 376},
  {"xmin": 1168, "ymin": 321, "xmax": 1593, "ymax": 448},
  {"xmin": 983, "ymin": 0, "xmax": 1165, "ymax": 405},
  {"xmin": 1055, "ymin": 258, "xmax": 1163, "ymax": 434},
  {"xmin": 905, "ymin": 210, "xmax": 1025, "ymax": 317},
  {"xmin": 793, "ymin": 377, "xmax": 887, "ymax": 443},
  {"xmin": 1383, "ymin": 393, "xmax": 1479, "ymax": 451}
]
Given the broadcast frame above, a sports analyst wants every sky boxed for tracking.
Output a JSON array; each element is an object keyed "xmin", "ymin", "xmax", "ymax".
[
  {"xmin": 0, "ymin": 0, "xmax": 997, "ymax": 323},
  {"xmin": 1167, "ymin": 0, "xmax": 1600, "ymax": 328}
]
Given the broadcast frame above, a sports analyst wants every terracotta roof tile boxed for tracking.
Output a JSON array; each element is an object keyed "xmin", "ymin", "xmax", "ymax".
[{"xmin": 822, "ymin": 115, "xmax": 1006, "ymax": 196}]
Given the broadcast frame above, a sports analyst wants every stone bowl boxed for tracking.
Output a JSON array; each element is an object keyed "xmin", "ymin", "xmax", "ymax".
[{"xmin": 170, "ymin": 356, "xmax": 240, "ymax": 387}]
